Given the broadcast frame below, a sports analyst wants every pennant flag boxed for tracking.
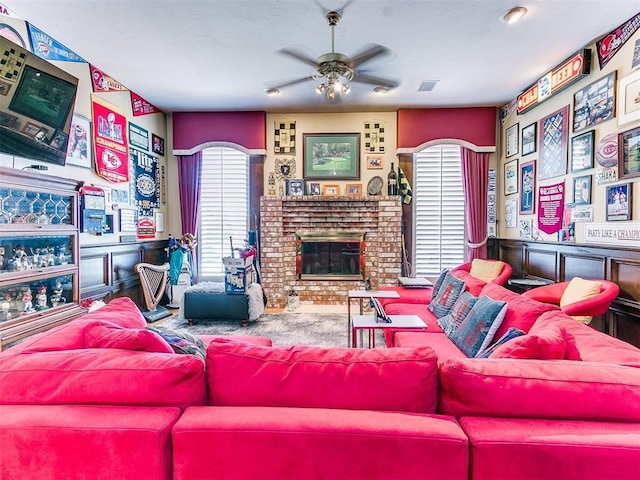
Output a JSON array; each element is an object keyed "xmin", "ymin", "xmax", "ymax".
[
  {"xmin": 398, "ymin": 166, "xmax": 413, "ymax": 205},
  {"xmin": 90, "ymin": 64, "xmax": 128, "ymax": 92},
  {"xmin": 131, "ymin": 91, "xmax": 162, "ymax": 116},
  {"xmin": 27, "ymin": 23, "xmax": 85, "ymax": 62}
]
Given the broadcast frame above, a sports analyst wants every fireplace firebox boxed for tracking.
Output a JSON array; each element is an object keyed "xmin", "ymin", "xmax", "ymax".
[{"xmin": 296, "ymin": 232, "xmax": 366, "ymax": 280}]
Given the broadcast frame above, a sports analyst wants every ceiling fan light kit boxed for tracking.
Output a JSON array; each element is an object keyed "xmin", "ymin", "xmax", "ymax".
[{"xmin": 270, "ymin": 10, "xmax": 397, "ymax": 100}]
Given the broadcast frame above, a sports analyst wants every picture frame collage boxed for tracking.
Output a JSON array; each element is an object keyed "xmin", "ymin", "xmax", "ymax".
[{"xmin": 504, "ymin": 66, "xmax": 640, "ymax": 226}]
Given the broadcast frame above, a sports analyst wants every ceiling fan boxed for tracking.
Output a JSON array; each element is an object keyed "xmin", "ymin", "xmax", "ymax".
[{"xmin": 269, "ymin": 10, "xmax": 397, "ymax": 100}]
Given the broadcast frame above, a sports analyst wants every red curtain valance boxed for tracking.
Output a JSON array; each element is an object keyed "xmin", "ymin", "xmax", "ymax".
[
  {"xmin": 172, "ymin": 111, "xmax": 266, "ymax": 153},
  {"xmin": 397, "ymin": 107, "xmax": 497, "ymax": 151}
]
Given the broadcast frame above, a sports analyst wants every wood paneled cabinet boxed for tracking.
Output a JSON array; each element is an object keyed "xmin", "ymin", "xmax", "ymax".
[{"xmin": 0, "ymin": 167, "xmax": 86, "ymax": 351}]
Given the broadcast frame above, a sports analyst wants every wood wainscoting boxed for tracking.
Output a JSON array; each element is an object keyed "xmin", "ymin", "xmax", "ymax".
[
  {"xmin": 496, "ymin": 239, "xmax": 640, "ymax": 348},
  {"xmin": 80, "ymin": 240, "xmax": 167, "ymax": 305}
]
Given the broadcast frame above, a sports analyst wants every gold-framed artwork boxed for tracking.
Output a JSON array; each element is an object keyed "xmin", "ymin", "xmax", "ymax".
[
  {"xmin": 367, "ymin": 155, "xmax": 383, "ymax": 169},
  {"xmin": 346, "ymin": 183, "xmax": 362, "ymax": 196},
  {"xmin": 322, "ymin": 184, "xmax": 340, "ymax": 196}
]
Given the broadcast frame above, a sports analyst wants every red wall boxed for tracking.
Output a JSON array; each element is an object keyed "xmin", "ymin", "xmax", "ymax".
[
  {"xmin": 172, "ymin": 111, "xmax": 266, "ymax": 151},
  {"xmin": 397, "ymin": 107, "xmax": 497, "ymax": 149}
]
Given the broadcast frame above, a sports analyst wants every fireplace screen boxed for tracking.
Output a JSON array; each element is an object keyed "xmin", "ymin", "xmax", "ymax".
[{"xmin": 296, "ymin": 232, "xmax": 365, "ymax": 280}]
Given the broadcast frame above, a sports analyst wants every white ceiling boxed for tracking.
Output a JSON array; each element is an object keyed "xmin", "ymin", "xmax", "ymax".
[{"xmin": 3, "ymin": 1, "xmax": 639, "ymax": 113}]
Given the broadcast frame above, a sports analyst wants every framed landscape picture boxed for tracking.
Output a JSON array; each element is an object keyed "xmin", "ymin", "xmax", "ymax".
[
  {"xmin": 521, "ymin": 122, "xmax": 537, "ymax": 156},
  {"xmin": 303, "ymin": 133, "xmax": 360, "ymax": 180},
  {"xmin": 573, "ymin": 71, "xmax": 616, "ymax": 132},
  {"xmin": 538, "ymin": 105, "xmax": 569, "ymax": 180}
]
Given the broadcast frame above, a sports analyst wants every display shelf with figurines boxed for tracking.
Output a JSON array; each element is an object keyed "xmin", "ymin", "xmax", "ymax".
[{"xmin": 0, "ymin": 166, "xmax": 85, "ymax": 351}]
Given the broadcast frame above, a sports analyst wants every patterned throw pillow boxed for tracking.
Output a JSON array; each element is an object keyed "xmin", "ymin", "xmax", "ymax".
[
  {"xmin": 427, "ymin": 272, "xmax": 465, "ymax": 318},
  {"xmin": 476, "ymin": 327, "xmax": 525, "ymax": 358},
  {"xmin": 145, "ymin": 326, "xmax": 207, "ymax": 362},
  {"xmin": 448, "ymin": 295, "xmax": 507, "ymax": 357},
  {"xmin": 437, "ymin": 291, "xmax": 478, "ymax": 336},
  {"xmin": 431, "ymin": 269, "xmax": 450, "ymax": 298}
]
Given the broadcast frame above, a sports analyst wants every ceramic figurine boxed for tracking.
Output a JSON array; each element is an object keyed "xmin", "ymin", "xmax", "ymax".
[
  {"xmin": 50, "ymin": 282, "xmax": 65, "ymax": 307},
  {"xmin": 0, "ymin": 246, "xmax": 4, "ymax": 270}
]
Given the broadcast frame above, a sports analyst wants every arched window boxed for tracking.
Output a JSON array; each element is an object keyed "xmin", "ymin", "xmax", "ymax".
[
  {"xmin": 198, "ymin": 146, "xmax": 249, "ymax": 280},
  {"xmin": 414, "ymin": 144, "xmax": 466, "ymax": 275}
]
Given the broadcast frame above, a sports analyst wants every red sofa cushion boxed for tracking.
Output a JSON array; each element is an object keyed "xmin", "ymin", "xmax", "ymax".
[
  {"xmin": 84, "ymin": 323, "xmax": 174, "ymax": 353},
  {"xmin": 0, "ymin": 405, "xmax": 179, "ymax": 480},
  {"xmin": 533, "ymin": 310, "xmax": 640, "ymax": 367},
  {"xmin": 10, "ymin": 297, "xmax": 148, "ymax": 354},
  {"xmin": 490, "ymin": 323, "xmax": 566, "ymax": 360},
  {"xmin": 173, "ymin": 406, "xmax": 469, "ymax": 480},
  {"xmin": 0, "ymin": 349, "xmax": 207, "ymax": 409},
  {"xmin": 439, "ymin": 357, "xmax": 640, "ymax": 422},
  {"xmin": 206, "ymin": 340, "xmax": 439, "ymax": 413},
  {"xmin": 460, "ymin": 417, "xmax": 640, "ymax": 480},
  {"xmin": 480, "ymin": 283, "xmax": 560, "ymax": 339},
  {"xmin": 452, "ymin": 270, "xmax": 487, "ymax": 296},
  {"xmin": 377, "ymin": 286, "xmax": 434, "ymax": 307},
  {"xmin": 394, "ymin": 332, "xmax": 467, "ymax": 363}
]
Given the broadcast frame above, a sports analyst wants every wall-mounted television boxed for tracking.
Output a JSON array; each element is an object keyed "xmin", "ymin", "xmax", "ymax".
[{"xmin": 0, "ymin": 36, "xmax": 79, "ymax": 165}]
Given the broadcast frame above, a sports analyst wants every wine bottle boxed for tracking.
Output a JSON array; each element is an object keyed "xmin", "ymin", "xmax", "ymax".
[{"xmin": 387, "ymin": 162, "xmax": 398, "ymax": 195}]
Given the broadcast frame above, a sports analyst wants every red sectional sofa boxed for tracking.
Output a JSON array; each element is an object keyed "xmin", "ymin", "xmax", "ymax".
[{"xmin": 0, "ymin": 292, "xmax": 639, "ymax": 479}]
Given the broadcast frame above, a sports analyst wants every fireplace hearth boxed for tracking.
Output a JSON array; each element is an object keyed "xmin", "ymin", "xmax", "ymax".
[{"xmin": 297, "ymin": 232, "xmax": 365, "ymax": 280}]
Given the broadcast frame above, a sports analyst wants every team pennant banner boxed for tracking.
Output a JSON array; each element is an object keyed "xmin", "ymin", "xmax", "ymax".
[
  {"xmin": 596, "ymin": 13, "xmax": 640, "ymax": 69},
  {"xmin": 537, "ymin": 182, "xmax": 565, "ymax": 235},
  {"xmin": 27, "ymin": 23, "xmax": 85, "ymax": 62},
  {"xmin": 92, "ymin": 96, "xmax": 129, "ymax": 183},
  {"xmin": 131, "ymin": 91, "xmax": 162, "ymax": 116},
  {"xmin": 90, "ymin": 64, "xmax": 128, "ymax": 92}
]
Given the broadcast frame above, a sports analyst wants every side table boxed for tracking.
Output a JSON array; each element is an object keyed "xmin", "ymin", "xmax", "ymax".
[
  {"xmin": 351, "ymin": 314, "xmax": 427, "ymax": 348},
  {"xmin": 347, "ymin": 290, "xmax": 400, "ymax": 347}
]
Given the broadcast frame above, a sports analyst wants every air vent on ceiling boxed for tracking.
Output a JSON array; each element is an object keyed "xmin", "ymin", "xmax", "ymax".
[{"xmin": 418, "ymin": 80, "xmax": 439, "ymax": 92}]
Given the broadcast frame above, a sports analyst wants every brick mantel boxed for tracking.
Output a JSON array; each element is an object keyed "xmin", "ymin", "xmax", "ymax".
[{"xmin": 260, "ymin": 196, "xmax": 403, "ymax": 307}]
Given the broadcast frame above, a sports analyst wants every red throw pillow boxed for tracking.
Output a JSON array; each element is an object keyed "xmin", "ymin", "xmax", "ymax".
[
  {"xmin": 490, "ymin": 324, "xmax": 566, "ymax": 360},
  {"xmin": 480, "ymin": 283, "xmax": 560, "ymax": 339},
  {"xmin": 206, "ymin": 340, "xmax": 438, "ymax": 413},
  {"xmin": 451, "ymin": 270, "xmax": 487, "ymax": 297},
  {"xmin": 85, "ymin": 323, "xmax": 174, "ymax": 353}
]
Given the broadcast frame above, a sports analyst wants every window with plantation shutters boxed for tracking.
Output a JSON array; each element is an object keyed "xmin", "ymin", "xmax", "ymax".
[
  {"xmin": 414, "ymin": 144, "xmax": 466, "ymax": 276},
  {"xmin": 198, "ymin": 147, "xmax": 249, "ymax": 280}
]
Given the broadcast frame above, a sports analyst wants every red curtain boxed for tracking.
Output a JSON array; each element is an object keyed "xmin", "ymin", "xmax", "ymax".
[
  {"xmin": 461, "ymin": 147, "xmax": 489, "ymax": 261},
  {"xmin": 177, "ymin": 151, "xmax": 202, "ymax": 281}
]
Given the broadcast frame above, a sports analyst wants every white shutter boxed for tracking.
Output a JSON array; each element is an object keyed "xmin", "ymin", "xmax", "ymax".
[
  {"xmin": 199, "ymin": 147, "xmax": 249, "ymax": 280},
  {"xmin": 414, "ymin": 145, "xmax": 465, "ymax": 276}
]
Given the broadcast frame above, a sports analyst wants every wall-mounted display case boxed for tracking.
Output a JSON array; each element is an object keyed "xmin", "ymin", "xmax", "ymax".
[{"xmin": 0, "ymin": 166, "xmax": 86, "ymax": 350}]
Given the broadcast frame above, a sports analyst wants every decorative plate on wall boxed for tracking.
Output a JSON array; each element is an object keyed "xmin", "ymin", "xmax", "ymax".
[{"xmin": 367, "ymin": 175, "xmax": 383, "ymax": 195}]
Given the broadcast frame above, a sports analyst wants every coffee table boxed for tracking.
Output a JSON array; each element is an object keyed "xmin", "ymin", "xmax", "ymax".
[
  {"xmin": 347, "ymin": 290, "xmax": 400, "ymax": 346},
  {"xmin": 351, "ymin": 314, "xmax": 426, "ymax": 348}
]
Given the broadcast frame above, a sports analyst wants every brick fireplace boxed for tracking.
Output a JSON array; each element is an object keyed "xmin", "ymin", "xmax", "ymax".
[{"xmin": 260, "ymin": 196, "xmax": 403, "ymax": 307}]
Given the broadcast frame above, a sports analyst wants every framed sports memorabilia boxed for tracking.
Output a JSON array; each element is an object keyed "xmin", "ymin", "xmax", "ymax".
[
  {"xmin": 521, "ymin": 122, "xmax": 537, "ymax": 156},
  {"xmin": 538, "ymin": 105, "xmax": 569, "ymax": 180},
  {"xmin": 618, "ymin": 68, "xmax": 640, "ymax": 127},
  {"xmin": 606, "ymin": 183, "xmax": 632, "ymax": 221},
  {"xmin": 573, "ymin": 71, "xmax": 616, "ymax": 132},
  {"xmin": 519, "ymin": 160, "xmax": 536, "ymax": 214},
  {"xmin": 573, "ymin": 175, "xmax": 592, "ymax": 205},
  {"xmin": 504, "ymin": 159, "xmax": 518, "ymax": 195},
  {"xmin": 618, "ymin": 126, "xmax": 640, "ymax": 179},
  {"xmin": 570, "ymin": 130, "xmax": 595, "ymax": 172},
  {"xmin": 506, "ymin": 123, "xmax": 519, "ymax": 158}
]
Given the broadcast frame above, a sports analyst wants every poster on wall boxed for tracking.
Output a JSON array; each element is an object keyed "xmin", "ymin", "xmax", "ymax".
[
  {"xmin": 130, "ymin": 148, "xmax": 160, "ymax": 218},
  {"xmin": 65, "ymin": 113, "xmax": 92, "ymax": 168},
  {"xmin": 537, "ymin": 181, "xmax": 565, "ymax": 234},
  {"xmin": 137, "ymin": 216, "xmax": 156, "ymax": 239},
  {"xmin": 487, "ymin": 168, "xmax": 497, "ymax": 237},
  {"xmin": 92, "ymin": 96, "xmax": 129, "ymax": 183}
]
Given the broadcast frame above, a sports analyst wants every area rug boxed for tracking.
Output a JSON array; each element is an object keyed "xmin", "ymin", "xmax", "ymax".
[{"xmin": 161, "ymin": 312, "xmax": 360, "ymax": 348}]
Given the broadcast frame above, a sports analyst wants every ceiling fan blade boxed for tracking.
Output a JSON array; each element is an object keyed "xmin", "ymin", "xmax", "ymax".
[
  {"xmin": 352, "ymin": 73, "xmax": 397, "ymax": 89},
  {"xmin": 269, "ymin": 76, "xmax": 316, "ymax": 89},
  {"xmin": 348, "ymin": 44, "xmax": 388, "ymax": 68},
  {"xmin": 278, "ymin": 48, "xmax": 318, "ymax": 68}
]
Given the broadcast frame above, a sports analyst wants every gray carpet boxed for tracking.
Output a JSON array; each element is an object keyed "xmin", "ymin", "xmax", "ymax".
[{"xmin": 161, "ymin": 312, "xmax": 362, "ymax": 348}]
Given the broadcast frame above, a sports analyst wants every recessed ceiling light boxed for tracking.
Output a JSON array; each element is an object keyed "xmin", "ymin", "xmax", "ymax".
[
  {"xmin": 373, "ymin": 86, "xmax": 390, "ymax": 94},
  {"xmin": 265, "ymin": 88, "xmax": 280, "ymax": 96},
  {"xmin": 500, "ymin": 6, "xmax": 527, "ymax": 24}
]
